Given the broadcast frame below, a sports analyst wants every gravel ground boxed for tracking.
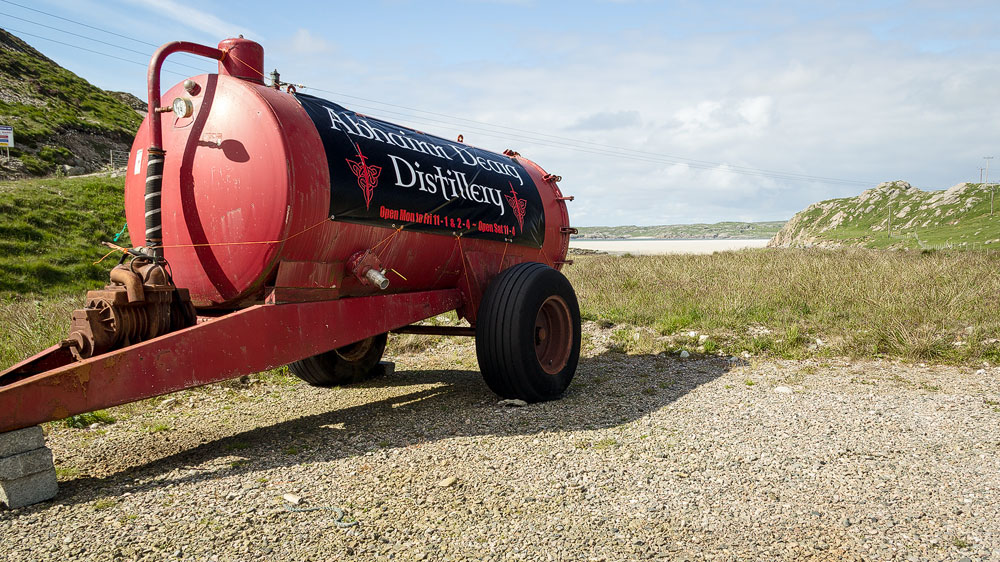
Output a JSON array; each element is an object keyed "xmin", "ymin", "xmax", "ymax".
[{"xmin": 1, "ymin": 322, "xmax": 998, "ymax": 561}]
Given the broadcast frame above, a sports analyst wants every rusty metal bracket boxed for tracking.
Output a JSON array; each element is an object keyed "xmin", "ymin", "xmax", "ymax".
[
  {"xmin": 347, "ymin": 250, "xmax": 389, "ymax": 290},
  {"xmin": 542, "ymin": 173, "xmax": 562, "ymax": 183},
  {"xmin": 560, "ymin": 227, "xmax": 579, "ymax": 235},
  {"xmin": 557, "ymin": 195, "xmax": 575, "ymax": 202}
]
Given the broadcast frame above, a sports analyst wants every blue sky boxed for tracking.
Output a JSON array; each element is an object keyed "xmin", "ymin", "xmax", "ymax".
[{"xmin": 3, "ymin": 0, "xmax": 1000, "ymax": 226}]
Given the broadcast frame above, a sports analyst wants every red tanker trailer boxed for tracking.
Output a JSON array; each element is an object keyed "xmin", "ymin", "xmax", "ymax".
[{"xmin": 0, "ymin": 37, "xmax": 580, "ymax": 435}]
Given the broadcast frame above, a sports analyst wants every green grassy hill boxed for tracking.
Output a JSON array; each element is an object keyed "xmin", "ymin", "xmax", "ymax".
[
  {"xmin": 0, "ymin": 28, "xmax": 142, "ymax": 177},
  {"xmin": 573, "ymin": 221, "xmax": 785, "ymax": 240},
  {"xmin": 770, "ymin": 181, "xmax": 1000, "ymax": 250},
  {"xmin": 0, "ymin": 175, "xmax": 125, "ymax": 297}
]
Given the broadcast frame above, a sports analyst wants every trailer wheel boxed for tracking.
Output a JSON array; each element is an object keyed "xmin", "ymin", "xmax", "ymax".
[
  {"xmin": 288, "ymin": 333, "xmax": 388, "ymax": 387},
  {"xmin": 475, "ymin": 262, "xmax": 581, "ymax": 402}
]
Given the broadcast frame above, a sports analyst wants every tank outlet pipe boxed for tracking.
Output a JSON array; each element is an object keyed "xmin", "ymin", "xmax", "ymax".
[
  {"xmin": 347, "ymin": 249, "xmax": 390, "ymax": 290},
  {"xmin": 365, "ymin": 268, "xmax": 390, "ymax": 290},
  {"xmin": 144, "ymin": 41, "xmax": 226, "ymax": 258}
]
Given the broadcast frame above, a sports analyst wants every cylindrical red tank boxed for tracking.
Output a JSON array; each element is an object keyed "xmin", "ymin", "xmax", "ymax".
[{"xmin": 124, "ymin": 38, "xmax": 571, "ymax": 311}]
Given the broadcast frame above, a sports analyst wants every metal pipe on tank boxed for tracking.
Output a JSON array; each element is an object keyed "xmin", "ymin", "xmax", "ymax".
[{"xmin": 144, "ymin": 41, "xmax": 226, "ymax": 257}]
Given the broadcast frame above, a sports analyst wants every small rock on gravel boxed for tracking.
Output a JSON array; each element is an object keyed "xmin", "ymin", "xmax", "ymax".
[{"xmin": 436, "ymin": 476, "xmax": 457, "ymax": 488}]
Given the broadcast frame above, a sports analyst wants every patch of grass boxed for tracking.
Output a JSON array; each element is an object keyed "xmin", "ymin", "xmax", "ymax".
[
  {"xmin": 63, "ymin": 410, "xmax": 116, "ymax": 428},
  {"xmin": 951, "ymin": 536, "xmax": 971, "ymax": 549},
  {"xmin": 256, "ymin": 366, "xmax": 301, "ymax": 386},
  {"xmin": 93, "ymin": 498, "xmax": 117, "ymax": 511},
  {"xmin": 0, "ymin": 175, "xmax": 127, "ymax": 298},
  {"xmin": 142, "ymin": 421, "xmax": 171, "ymax": 433},
  {"xmin": 592, "ymin": 438, "xmax": 618, "ymax": 450},
  {"xmin": 55, "ymin": 466, "xmax": 80, "ymax": 479}
]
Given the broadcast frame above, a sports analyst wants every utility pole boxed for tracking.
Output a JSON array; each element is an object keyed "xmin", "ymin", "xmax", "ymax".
[
  {"xmin": 980, "ymin": 167, "xmax": 986, "ymax": 183},
  {"xmin": 986, "ymin": 156, "xmax": 995, "ymax": 216}
]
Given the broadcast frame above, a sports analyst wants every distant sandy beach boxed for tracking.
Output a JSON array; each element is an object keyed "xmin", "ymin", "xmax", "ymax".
[{"xmin": 569, "ymin": 239, "xmax": 771, "ymax": 255}]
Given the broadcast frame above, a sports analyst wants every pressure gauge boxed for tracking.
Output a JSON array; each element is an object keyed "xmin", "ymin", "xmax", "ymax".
[{"xmin": 172, "ymin": 97, "xmax": 194, "ymax": 118}]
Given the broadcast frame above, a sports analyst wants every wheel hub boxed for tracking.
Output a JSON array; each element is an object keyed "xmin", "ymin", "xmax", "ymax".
[
  {"xmin": 336, "ymin": 337, "xmax": 374, "ymax": 362},
  {"xmin": 534, "ymin": 295, "xmax": 573, "ymax": 375}
]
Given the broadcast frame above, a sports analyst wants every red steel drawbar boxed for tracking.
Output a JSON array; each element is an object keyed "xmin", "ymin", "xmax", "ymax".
[{"xmin": 0, "ymin": 290, "xmax": 462, "ymax": 433}]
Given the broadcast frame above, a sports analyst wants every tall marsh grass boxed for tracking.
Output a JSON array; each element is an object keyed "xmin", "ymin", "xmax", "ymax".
[
  {"xmin": 0, "ymin": 296, "xmax": 80, "ymax": 370},
  {"xmin": 565, "ymin": 248, "xmax": 1000, "ymax": 363}
]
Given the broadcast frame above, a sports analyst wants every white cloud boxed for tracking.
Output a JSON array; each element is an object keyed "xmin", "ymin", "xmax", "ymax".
[
  {"xmin": 568, "ymin": 110, "xmax": 642, "ymax": 131},
  {"xmin": 288, "ymin": 29, "xmax": 334, "ymax": 55},
  {"xmin": 122, "ymin": 0, "xmax": 257, "ymax": 41}
]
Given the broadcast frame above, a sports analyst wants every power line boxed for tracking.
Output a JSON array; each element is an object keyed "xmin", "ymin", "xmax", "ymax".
[
  {"xmin": 0, "ymin": 0, "xmax": 209, "ymax": 66},
  {"xmin": 2, "ymin": 27, "xmax": 190, "ymax": 78},
  {"xmin": 0, "ymin": 11, "xmax": 211, "ymax": 74},
  {"xmin": 2, "ymin": 0, "xmax": 157, "ymax": 47}
]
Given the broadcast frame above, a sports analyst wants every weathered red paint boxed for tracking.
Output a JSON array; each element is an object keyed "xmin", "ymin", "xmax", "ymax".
[{"xmin": 0, "ymin": 290, "xmax": 462, "ymax": 433}]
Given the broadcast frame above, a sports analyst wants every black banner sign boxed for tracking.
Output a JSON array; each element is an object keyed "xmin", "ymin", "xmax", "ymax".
[{"xmin": 295, "ymin": 93, "xmax": 545, "ymax": 248}]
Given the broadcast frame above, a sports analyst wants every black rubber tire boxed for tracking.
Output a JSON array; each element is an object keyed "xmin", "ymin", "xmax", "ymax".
[
  {"xmin": 288, "ymin": 333, "xmax": 388, "ymax": 387},
  {"xmin": 475, "ymin": 262, "xmax": 581, "ymax": 402}
]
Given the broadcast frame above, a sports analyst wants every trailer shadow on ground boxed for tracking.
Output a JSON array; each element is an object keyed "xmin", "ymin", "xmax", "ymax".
[{"xmin": 34, "ymin": 350, "xmax": 737, "ymax": 510}]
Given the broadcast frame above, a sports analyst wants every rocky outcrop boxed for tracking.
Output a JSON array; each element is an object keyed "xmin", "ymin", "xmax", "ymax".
[
  {"xmin": 769, "ymin": 181, "xmax": 999, "ymax": 250},
  {"xmin": 0, "ymin": 29, "xmax": 142, "ymax": 178}
]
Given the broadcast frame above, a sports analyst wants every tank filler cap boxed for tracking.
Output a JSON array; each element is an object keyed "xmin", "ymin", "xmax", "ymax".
[{"xmin": 217, "ymin": 37, "xmax": 265, "ymax": 84}]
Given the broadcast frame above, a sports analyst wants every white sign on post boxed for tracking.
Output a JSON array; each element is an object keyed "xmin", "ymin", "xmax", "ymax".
[{"xmin": 0, "ymin": 126, "xmax": 12, "ymax": 148}]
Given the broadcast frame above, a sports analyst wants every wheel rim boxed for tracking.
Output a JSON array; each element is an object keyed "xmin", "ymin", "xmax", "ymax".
[
  {"xmin": 336, "ymin": 337, "xmax": 374, "ymax": 362},
  {"xmin": 534, "ymin": 295, "xmax": 573, "ymax": 375}
]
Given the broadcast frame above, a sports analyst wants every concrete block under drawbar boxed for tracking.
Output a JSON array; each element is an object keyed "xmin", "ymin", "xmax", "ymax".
[
  {"xmin": 0, "ymin": 426, "xmax": 45, "ymax": 457},
  {"xmin": 0, "ymin": 447, "xmax": 55, "ymax": 481},
  {"xmin": 0, "ymin": 468, "xmax": 58, "ymax": 510}
]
